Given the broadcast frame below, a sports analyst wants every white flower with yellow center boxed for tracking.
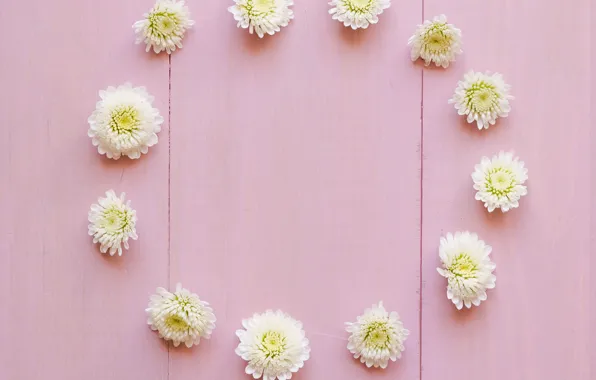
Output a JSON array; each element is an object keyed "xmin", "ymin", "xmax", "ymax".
[
  {"xmin": 88, "ymin": 190, "xmax": 138, "ymax": 256},
  {"xmin": 408, "ymin": 14, "xmax": 462, "ymax": 68},
  {"xmin": 236, "ymin": 310, "xmax": 310, "ymax": 380},
  {"xmin": 473, "ymin": 151, "xmax": 528, "ymax": 213},
  {"xmin": 328, "ymin": 0, "xmax": 390, "ymax": 30},
  {"xmin": 449, "ymin": 71, "xmax": 513, "ymax": 129},
  {"xmin": 133, "ymin": 0, "xmax": 195, "ymax": 54},
  {"xmin": 228, "ymin": 0, "xmax": 294, "ymax": 38},
  {"xmin": 437, "ymin": 232, "xmax": 496, "ymax": 310},
  {"xmin": 346, "ymin": 302, "xmax": 408, "ymax": 369},
  {"xmin": 88, "ymin": 83, "xmax": 163, "ymax": 160},
  {"xmin": 146, "ymin": 283, "xmax": 216, "ymax": 348}
]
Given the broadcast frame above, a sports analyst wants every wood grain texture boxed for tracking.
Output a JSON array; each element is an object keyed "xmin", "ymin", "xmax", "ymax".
[
  {"xmin": 420, "ymin": 1, "xmax": 592, "ymax": 379},
  {"xmin": 168, "ymin": 0, "xmax": 421, "ymax": 378},
  {"xmin": 1, "ymin": 0, "xmax": 594, "ymax": 379},
  {"xmin": 0, "ymin": 1, "xmax": 170, "ymax": 379}
]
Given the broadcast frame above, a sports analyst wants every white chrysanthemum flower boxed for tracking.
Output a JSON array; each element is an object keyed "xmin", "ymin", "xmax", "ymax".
[
  {"xmin": 133, "ymin": 0, "xmax": 195, "ymax": 54},
  {"xmin": 345, "ymin": 302, "xmax": 408, "ymax": 369},
  {"xmin": 88, "ymin": 83, "xmax": 163, "ymax": 160},
  {"xmin": 228, "ymin": 0, "xmax": 294, "ymax": 38},
  {"xmin": 328, "ymin": 0, "xmax": 390, "ymax": 30},
  {"xmin": 146, "ymin": 283, "xmax": 216, "ymax": 348},
  {"xmin": 88, "ymin": 190, "xmax": 138, "ymax": 256},
  {"xmin": 437, "ymin": 232, "xmax": 496, "ymax": 310},
  {"xmin": 236, "ymin": 310, "xmax": 310, "ymax": 380},
  {"xmin": 449, "ymin": 71, "xmax": 513, "ymax": 129},
  {"xmin": 408, "ymin": 14, "xmax": 462, "ymax": 68},
  {"xmin": 472, "ymin": 151, "xmax": 528, "ymax": 213}
]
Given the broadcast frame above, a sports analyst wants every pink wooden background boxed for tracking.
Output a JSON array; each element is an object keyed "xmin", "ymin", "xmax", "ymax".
[{"xmin": 0, "ymin": 0, "xmax": 593, "ymax": 379}]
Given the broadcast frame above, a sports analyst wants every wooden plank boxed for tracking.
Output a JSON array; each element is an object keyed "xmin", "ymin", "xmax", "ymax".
[
  {"xmin": 421, "ymin": 1, "xmax": 592, "ymax": 379},
  {"xmin": 169, "ymin": 0, "xmax": 422, "ymax": 378},
  {"xmin": 590, "ymin": 2, "xmax": 596, "ymax": 372},
  {"xmin": 0, "ymin": 1, "xmax": 170, "ymax": 378}
]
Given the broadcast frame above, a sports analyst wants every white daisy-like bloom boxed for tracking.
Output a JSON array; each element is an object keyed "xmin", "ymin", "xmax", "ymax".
[
  {"xmin": 88, "ymin": 190, "xmax": 138, "ymax": 256},
  {"xmin": 408, "ymin": 14, "xmax": 462, "ymax": 68},
  {"xmin": 228, "ymin": 0, "xmax": 294, "ymax": 38},
  {"xmin": 236, "ymin": 310, "xmax": 310, "ymax": 380},
  {"xmin": 88, "ymin": 83, "xmax": 163, "ymax": 160},
  {"xmin": 449, "ymin": 71, "xmax": 514, "ymax": 130},
  {"xmin": 437, "ymin": 232, "xmax": 496, "ymax": 310},
  {"xmin": 328, "ymin": 0, "xmax": 391, "ymax": 30},
  {"xmin": 472, "ymin": 151, "xmax": 528, "ymax": 213},
  {"xmin": 345, "ymin": 302, "xmax": 408, "ymax": 369},
  {"xmin": 146, "ymin": 283, "xmax": 216, "ymax": 348},
  {"xmin": 133, "ymin": 0, "xmax": 195, "ymax": 54}
]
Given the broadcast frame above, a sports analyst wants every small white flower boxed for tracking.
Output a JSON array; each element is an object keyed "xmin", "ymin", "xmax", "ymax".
[
  {"xmin": 88, "ymin": 190, "xmax": 138, "ymax": 256},
  {"xmin": 449, "ymin": 71, "xmax": 513, "ymax": 130},
  {"xmin": 88, "ymin": 83, "xmax": 163, "ymax": 160},
  {"xmin": 472, "ymin": 151, "xmax": 528, "ymax": 213},
  {"xmin": 328, "ymin": 0, "xmax": 390, "ymax": 30},
  {"xmin": 345, "ymin": 302, "xmax": 408, "ymax": 369},
  {"xmin": 133, "ymin": 0, "xmax": 195, "ymax": 54},
  {"xmin": 228, "ymin": 0, "xmax": 294, "ymax": 38},
  {"xmin": 146, "ymin": 283, "xmax": 216, "ymax": 348},
  {"xmin": 437, "ymin": 232, "xmax": 496, "ymax": 310},
  {"xmin": 408, "ymin": 14, "xmax": 462, "ymax": 68},
  {"xmin": 236, "ymin": 310, "xmax": 310, "ymax": 380}
]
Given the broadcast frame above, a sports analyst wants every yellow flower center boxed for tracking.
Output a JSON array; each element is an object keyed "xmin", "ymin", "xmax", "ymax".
[
  {"xmin": 148, "ymin": 10, "xmax": 180, "ymax": 38},
  {"xmin": 449, "ymin": 253, "xmax": 477, "ymax": 279},
  {"xmin": 347, "ymin": 0, "xmax": 372, "ymax": 10},
  {"xmin": 165, "ymin": 314, "xmax": 189, "ymax": 331},
  {"xmin": 465, "ymin": 81, "xmax": 499, "ymax": 114},
  {"xmin": 473, "ymin": 88, "xmax": 496, "ymax": 112},
  {"xmin": 345, "ymin": 0, "xmax": 372, "ymax": 12},
  {"xmin": 252, "ymin": 0, "xmax": 276, "ymax": 13},
  {"xmin": 260, "ymin": 331, "xmax": 287, "ymax": 358},
  {"xmin": 423, "ymin": 23, "xmax": 454, "ymax": 54},
  {"xmin": 110, "ymin": 106, "xmax": 140, "ymax": 135},
  {"xmin": 364, "ymin": 321, "xmax": 391, "ymax": 349},
  {"xmin": 486, "ymin": 168, "xmax": 515, "ymax": 197},
  {"xmin": 157, "ymin": 16, "xmax": 176, "ymax": 34},
  {"xmin": 101, "ymin": 207, "xmax": 131, "ymax": 233}
]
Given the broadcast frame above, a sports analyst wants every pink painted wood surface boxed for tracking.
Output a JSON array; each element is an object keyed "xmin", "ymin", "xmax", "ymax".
[
  {"xmin": 168, "ymin": 0, "xmax": 421, "ymax": 378},
  {"xmin": 1, "ymin": 0, "xmax": 593, "ymax": 379},
  {"xmin": 0, "ymin": 1, "xmax": 170, "ymax": 378},
  {"xmin": 421, "ymin": 1, "xmax": 592, "ymax": 379}
]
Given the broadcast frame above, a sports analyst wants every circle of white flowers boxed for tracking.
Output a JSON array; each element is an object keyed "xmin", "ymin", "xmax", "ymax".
[
  {"xmin": 437, "ymin": 232, "xmax": 496, "ymax": 310},
  {"xmin": 133, "ymin": 0, "xmax": 195, "ymax": 54},
  {"xmin": 88, "ymin": 190, "xmax": 138, "ymax": 256},
  {"xmin": 88, "ymin": 83, "xmax": 163, "ymax": 160},
  {"xmin": 473, "ymin": 151, "xmax": 528, "ymax": 213},
  {"xmin": 408, "ymin": 14, "xmax": 462, "ymax": 68},
  {"xmin": 146, "ymin": 283, "xmax": 216, "ymax": 348},
  {"xmin": 328, "ymin": 0, "xmax": 390, "ymax": 30},
  {"xmin": 236, "ymin": 310, "xmax": 310, "ymax": 380},
  {"xmin": 345, "ymin": 301, "xmax": 409, "ymax": 369},
  {"xmin": 228, "ymin": 0, "xmax": 294, "ymax": 38},
  {"xmin": 449, "ymin": 71, "xmax": 513, "ymax": 130}
]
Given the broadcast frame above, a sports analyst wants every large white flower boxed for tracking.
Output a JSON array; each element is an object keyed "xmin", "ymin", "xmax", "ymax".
[
  {"xmin": 449, "ymin": 71, "xmax": 513, "ymax": 129},
  {"xmin": 88, "ymin": 83, "xmax": 163, "ymax": 160},
  {"xmin": 228, "ymin": 0, "xmax": 294, "ymax": 38},
  {"xmin": 408, "ymin": 14, "xmax": 462, "ymax": 68},
  {"xmin": 133, "ymin": 0, "xmax": 195, "ymax": 54},
  {"xmin": 328, "ymin": 0, "xmax": 390, "ymax": 30},
  {"xmin": 472, "ymin": 151, "xmax": 528, "ymax": 213},
  {"xmin": 437, "ymin": 232, "xmax": 496, "ymax": 310},
  {"xmin": 345, "ymin": 302, "xmax": 408, "ymax": 369},
  {"xmin": 88, "ymin": 190, "xmax": 138, "ymax": 256},
  {"xmin": 146, "ymin": 283, "xmax": 216, "ymax": 348},
  {"xmin": 236, "ymin": 310, "xmax": 310, "ymax": 380}
]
